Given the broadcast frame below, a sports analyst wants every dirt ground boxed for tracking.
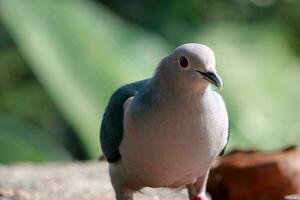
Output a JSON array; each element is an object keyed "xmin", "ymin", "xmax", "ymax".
[{"xmin": 0, "ymin": 161, "xmax": 188, "ymax": 200}]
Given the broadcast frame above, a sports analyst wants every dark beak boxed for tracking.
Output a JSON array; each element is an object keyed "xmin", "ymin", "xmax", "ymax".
[{"xmin": 198, "ymin": 71, "xmax": 223, "ymax": 89}]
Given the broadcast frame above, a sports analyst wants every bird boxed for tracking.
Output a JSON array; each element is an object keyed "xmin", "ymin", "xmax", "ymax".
[{"xmin": 100, "ymin": 43, "xmax": 229, "ymax": 200}]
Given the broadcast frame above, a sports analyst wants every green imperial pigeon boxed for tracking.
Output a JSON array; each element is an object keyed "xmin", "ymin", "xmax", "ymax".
[{"xmin": 100, "ymin": 43, "xmax": 229, "ymax": 200}]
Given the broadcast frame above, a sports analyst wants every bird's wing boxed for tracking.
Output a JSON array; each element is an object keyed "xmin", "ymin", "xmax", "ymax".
[
  {"xmin": 211, "ymin": 90, "xmax": 230, "ymax": 156},
  {"xmin": 219, "ymin": 117, "xmax": 230, "ymax": 156},
  {"xmin": 100, "ymin": 79, "xmax": 149, "ymax": 163}
]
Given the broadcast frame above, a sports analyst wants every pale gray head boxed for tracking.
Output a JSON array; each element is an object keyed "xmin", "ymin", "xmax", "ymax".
[{"xmin": 156, "ymin": 43, "xmax": 223, "ymax": 91}]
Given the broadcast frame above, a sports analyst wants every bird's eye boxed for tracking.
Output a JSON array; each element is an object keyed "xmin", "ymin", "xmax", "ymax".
[{"xmin": 179, "ymin": 56, "xmax": 189, "ymax": 69}]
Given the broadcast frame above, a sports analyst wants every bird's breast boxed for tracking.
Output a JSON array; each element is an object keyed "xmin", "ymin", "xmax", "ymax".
[{"xmin": 120, "ymin": 93, "xmax": 228, "ymax": 187}]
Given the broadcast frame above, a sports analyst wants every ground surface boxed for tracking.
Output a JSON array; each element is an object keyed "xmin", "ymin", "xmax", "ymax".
[
  {"xmin": 0, "ymin": 161, "xmax": 188, "ymax": 200},
  {"xmin": 2, "ymin": 149, "xmax": 300, "ymax": 200}
]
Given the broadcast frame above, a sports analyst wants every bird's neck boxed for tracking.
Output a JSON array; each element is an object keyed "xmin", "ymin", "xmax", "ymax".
[{"xmin": 137, "ymin": 72, "xmax": 210, "ymax": 109}]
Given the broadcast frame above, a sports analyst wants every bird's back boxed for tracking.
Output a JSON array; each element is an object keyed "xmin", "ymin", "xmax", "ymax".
[{"xmin": 100, "ymin": 79, "xmax": 149, "ymax": 163}]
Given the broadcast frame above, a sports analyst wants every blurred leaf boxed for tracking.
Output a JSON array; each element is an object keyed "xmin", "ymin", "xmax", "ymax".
[
  {"xmin": 0, "ymin": 116, "xmax": 71, "ymax": 163},
  {"xmin": 0, "ymin": 0, "xmax": 170, "ymax": 158},
  {"xmin": 194, "ymin": 23, "xmax": 300, "ymax": 151}
]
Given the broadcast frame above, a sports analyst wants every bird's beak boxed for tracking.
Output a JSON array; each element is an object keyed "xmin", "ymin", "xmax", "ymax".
[{"xmin": 198, "ymin": 71, "xmax": 223, "ymax": 89}]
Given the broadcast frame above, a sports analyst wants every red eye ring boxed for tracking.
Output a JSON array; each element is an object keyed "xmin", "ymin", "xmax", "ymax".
[{"xmin": 179, "ymin": 56, "xmax": 189, "ymax": 68}]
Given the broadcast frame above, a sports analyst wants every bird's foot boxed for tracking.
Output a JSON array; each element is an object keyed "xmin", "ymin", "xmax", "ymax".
[{"xmin": 194, "ymin": 193, "xmax": 208, "ymax": 200}]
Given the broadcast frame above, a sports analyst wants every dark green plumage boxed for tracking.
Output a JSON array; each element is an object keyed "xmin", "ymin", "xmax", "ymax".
[{"xmin": 100, "ymin": 79, "xmax": 149, "ymax": 163}]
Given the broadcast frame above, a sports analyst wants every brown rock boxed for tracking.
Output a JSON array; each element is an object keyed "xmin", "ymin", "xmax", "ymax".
[
  {"xmin": 207, "ymin": 147, "xmax": 300, "ymax": 200},
  {"xmin": 285, "ymin": 194, "xmax": 300, "ymax": 200}
]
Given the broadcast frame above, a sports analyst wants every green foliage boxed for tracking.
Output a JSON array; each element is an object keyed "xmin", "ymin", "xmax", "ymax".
[
  {"xmin": 0, "ymin": 0, "xmax": 300, "ymax": 163},
  {"xmin": 0, "ymin": 0, "xmax": 169, "ymax": 159},
  {"xmin": 0, "ymin": 116, "xmax": 71, "ymax": 163},
  {"xmin": 196, "ymin": 24, "xmax": 300, "ymax": 150}
]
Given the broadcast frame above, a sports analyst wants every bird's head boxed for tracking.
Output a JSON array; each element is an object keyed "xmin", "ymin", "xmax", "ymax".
[{"xmin": 157, "ymin": 43, "xmax": 223, "ymax": 90}]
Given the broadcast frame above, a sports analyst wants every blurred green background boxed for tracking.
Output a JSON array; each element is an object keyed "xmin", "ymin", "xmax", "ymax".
[{"xmin": 0, "ymin": 0, "xmax": 299, "ymax": 163}]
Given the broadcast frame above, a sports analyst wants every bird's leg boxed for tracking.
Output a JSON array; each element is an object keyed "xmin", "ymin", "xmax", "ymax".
[
  {"xmin": 187, "ymin": 171, "xmax": 210, "ymax": 200},
  {"xmin": 110, "ymin": 176, "xmax": 134, "ymax": 200},
  {"xmin": 109, "ymin": 163, "xmax": 134, "ymax": 200},
  {"xmin": 114, "ymin": 190, "xmax": 133, "ymax": 200}
]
